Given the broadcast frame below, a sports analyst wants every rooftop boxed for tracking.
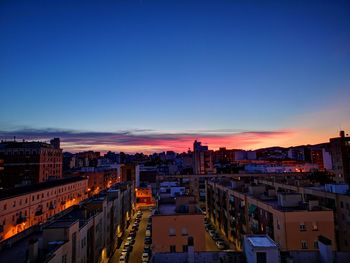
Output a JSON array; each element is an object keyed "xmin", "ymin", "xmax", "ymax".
[
  {"xmin": 0, "ymin": 176, "xmax": 87, "ymax": 200},
  {"xmin": 246, "ymin": 235, "xmax": 278, "ymax": 248},
  {"xmin": 46, "ymin": 219, "xmax": 78, "ymax": 229}
]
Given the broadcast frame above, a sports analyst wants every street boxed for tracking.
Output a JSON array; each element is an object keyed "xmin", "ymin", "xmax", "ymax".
[
  {"xmin": 110, "ymin": 209, "xmax": 151, "ymax": 263},
  {"xmin": 205, "ymin": 230, "xmax": 220, "ymax": 251}
]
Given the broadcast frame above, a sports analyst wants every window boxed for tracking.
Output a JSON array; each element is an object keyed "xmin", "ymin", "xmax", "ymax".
[
  {"xmin": 3, "ymin": 204, "xmax": 6, "ymax": 210},
  {"xmin": 301, "ymin": 240, "xmax": 308, "ymax": 249},
  {"xmin": 299, "ymin": 223, "xmax": 306, "ymax": 231},
  {"xmin": 169, "ymin": 228, "xmax": 176, "ymax": 236},
  {"xmin": 62, "ymin": 254, "xmax": 68, "ymax": 263},
  {"xmin": 170, "ymin": 245, "xmax": 176, "ymax": 253},
  {"xmin": 312, "ymin": 222, "xmax": 318, "ymax": 231},
  {"xmin": 341, "ymin": 202, "xmax": 344, "ymax": 208},
  {"xmin": 181, "ymin": 228, "xmax": 188, "ymax": 236},
  {"xmin": 182, "ymin": 245, "xmax": 188, "ymax": 252}
]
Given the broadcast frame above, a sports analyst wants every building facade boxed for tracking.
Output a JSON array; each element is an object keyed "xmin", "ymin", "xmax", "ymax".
[
  {"xmin": 0, "ymin": 181, "xmax": 134, "ymax": 263},
  {"xmin": 193, "ymin": 140, "xmax": 214, "ymax": 175},
  {"xmin": 206, "ymin": 179, "xmax": 336, "ymax": 252},
  {"xmin": 0, "ymin": 177, "xmax": 88, "ymax": 241},
  {"xmin": 152, "ymin": 196, "xmax": 205, "ymax": 253},
  {"xmin": 255, "ymin": 177, "xmax": 350, "ymax": 251},
  {"xmin": 0, "ymin": 138, "xmax": 63, "ymax": 188},
  {"xmin": 330, "ymin": 131, "xmax": 350, "ymax": 184}
]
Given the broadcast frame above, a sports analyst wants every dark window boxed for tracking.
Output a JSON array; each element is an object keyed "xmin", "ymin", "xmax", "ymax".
[
  {"xmin": 182, "ymin": 245, "xmax": 188, "ymax": 252},
  {"xmin": 170, "ymin": 245, "xmax": 176, "ymax": 253},
  {"xmin": 256, "ymin": 252, "xmax": 267, "ymax": 263}
]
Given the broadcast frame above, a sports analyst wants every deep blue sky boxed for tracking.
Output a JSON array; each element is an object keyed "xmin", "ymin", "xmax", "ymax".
[{"xmin": 0, "ymin": 0, "xmax": 349, "ymax": 151}]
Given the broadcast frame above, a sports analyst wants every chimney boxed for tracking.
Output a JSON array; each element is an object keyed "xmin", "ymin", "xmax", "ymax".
[
  {"xmin": 340, "ymin": 130, "xmax": 345, "ymax": 138},
  {"xmin": 28, "ymin": 238, "xmax": 39, "ymax": 262},
  {"xmin": 187, "ymin": 236, "xmax": 194, "ymax": 263}
]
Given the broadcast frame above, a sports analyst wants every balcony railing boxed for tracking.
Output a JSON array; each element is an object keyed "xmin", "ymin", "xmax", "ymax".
[
  {"xmin": 35, "ymin": 209, "xmax": 43, "ymax": 216},
  {"xmin": 16, "ymin": 215, "xmax": 27, "ymax": 224}
]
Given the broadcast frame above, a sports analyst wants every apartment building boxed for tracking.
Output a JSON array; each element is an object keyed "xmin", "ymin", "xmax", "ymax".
[
  {"xmin": 193, "ymin": 140, "xmax": 215, "ymax": 175},
  {"xmin": 206, "ymin": 179, "xmax": 336, "ymax": 251},
  {"xmin": 0, "ymin": 176, "xmax": 88, "ymax": 241},
  {"xmin": 152, "ymin": 195, "xmax": 205, "ymax": 253},
  {"xmin": 0, "ymin": 138, "xmax": 63, "ymax": 188},
  {"xmin": 330, "ymin": 131, "xmax": 350, "ymax": 184},
  {"xmin": 255, "ymin": 177, "xmax": 350, "ymax": 251},
  {"xmin": 0, "ymin": 181, "xmax": 134, "ymax": 263}
]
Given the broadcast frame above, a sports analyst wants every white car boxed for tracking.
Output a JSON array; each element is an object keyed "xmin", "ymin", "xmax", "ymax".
[
  {"xmin": 142, "ymin": 253, "xmax": 149, "ymax": 262},
  {"xmin": 119, "ymin": 252, "xmax": 127, "ymax": 262}
]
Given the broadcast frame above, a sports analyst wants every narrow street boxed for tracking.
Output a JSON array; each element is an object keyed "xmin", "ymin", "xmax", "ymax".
[
  {"xmin": 205, "ymin": 230, "xmax": 220, "ymax": 251},
  {"xmin": 109, "ymin": 209, "xmax": 151, "ymax": 263}
]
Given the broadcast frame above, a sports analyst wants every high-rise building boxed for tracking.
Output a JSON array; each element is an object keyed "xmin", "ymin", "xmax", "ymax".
[
  {"xmin": 193, "ymin": 140, "xmax": 214, "ymax": 175},
  {"xmin": 330, "ymin": 131, "xmax": 350, "ymax": 184},
  {"xmin": 0, "ymin": 138, "xmax": 63, "ymax": 188}
]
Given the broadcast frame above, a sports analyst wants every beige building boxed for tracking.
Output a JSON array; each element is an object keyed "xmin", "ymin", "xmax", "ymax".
[
  {"xmin": 0, "ymin": 177, "xmax": 88, "ymax": 241},
  {"xmin": 255, "ymin": 177, "xmax": 350, "ymax": 251},
  {"xmin": 152, "ymin": 195, "xmax": 205, "ymax": 253},
  {"xmin": 206, "ymin": 179, "xmax": 336, "ymax": 251},
  {"xmin": 0, "ymin": 181, "xmax": 135, "ymax": 263}
]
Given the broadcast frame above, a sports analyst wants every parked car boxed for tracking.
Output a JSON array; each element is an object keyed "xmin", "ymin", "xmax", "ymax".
[
  {"xmin": 127, "ymin": 236, "xmax": 135, "ymax": 244},
  {"xmin": 142, "ymin": 252, "xmax": 150, "ymax": 262},
  {"xmin": 144, "ymin": 243, "xmax": 151, "ymax": 249},
  {"xmin": 144, "ymin": 246, "xmax": 152, "ymax": 254},
  {"xmin": 216, "ymin": 240, "xmax": 227, "ymax": 250},
  {"xmin": 144, "ymin": 237, "xmax": 152, "ymax": 245},
  {"xmin": 122, "ymin": 247, "xmax": 131, "ymax": 254},
  {"xmin": 124, "ymin": 241, "xmax": 132, "ymax": 251},
  {"xmin": 212, "ymin": 234, "xmax": 221, "ymax": 241},
  {"xmin": 209, "ymin": 229, "xmax": 216, "ymax": 237}
]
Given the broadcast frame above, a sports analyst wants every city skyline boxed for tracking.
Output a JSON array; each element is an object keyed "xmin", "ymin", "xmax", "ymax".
[
  {"xmin": 0, "ymin": 127, "xmax": 346, "ymax": 154},
  {"xmin": 1, "ymin": 0, "xmax": 350, "ymax": 153}
]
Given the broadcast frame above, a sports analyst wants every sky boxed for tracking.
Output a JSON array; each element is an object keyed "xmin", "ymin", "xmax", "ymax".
[{"xmin": 0, "ymin": 0, "xmax": 349, "ymax": 153}]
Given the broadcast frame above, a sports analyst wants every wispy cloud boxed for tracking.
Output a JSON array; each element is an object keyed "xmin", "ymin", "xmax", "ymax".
[{"xmin": 0, "ymin": 128, "xmax": 295, "ymax": 153}]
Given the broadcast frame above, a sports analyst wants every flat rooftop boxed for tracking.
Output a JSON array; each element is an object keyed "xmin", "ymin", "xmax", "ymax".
[
  {"xmin": 46, "ymin": 219, "xmax": 78, "ymax": 229},
  {"xmin": 246, "ymin": 235, "xmax": 278, "ymax": 248},
  {"xmin": 0, "ymin": 176, "xmax": 87, "ymax": 200}
]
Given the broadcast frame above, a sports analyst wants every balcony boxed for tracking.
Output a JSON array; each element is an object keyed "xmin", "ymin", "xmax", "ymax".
[
  {"xmin": 35, "ymin": 209, "xmax": 43, "ymax": 216},
  {"xmin": 16, "ymin": 215, "xmax": 27, "ymax": 224}
]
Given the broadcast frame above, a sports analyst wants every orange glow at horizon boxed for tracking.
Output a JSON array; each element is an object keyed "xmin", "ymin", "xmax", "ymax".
[{"xmin": 60, "ymin": 129, "xmax": 338, "ymax": 154}]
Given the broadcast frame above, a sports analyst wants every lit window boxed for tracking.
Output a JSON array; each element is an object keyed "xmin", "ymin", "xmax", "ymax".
[
  {"xmin": 312, "ymin": 222, "xmax": 318, "ymax": 231},
  {"xmin": 181, "ymin": 228, "xmax": 188, "ymax": 236}
]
